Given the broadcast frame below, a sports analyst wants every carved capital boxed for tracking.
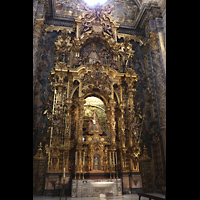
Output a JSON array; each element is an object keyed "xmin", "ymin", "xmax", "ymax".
[
  {"xmin": 144, "ymin": 32, "xmax": 159, "ymax": 51},
  {"xmin": 33, "ymin": 18, "xmax": 45, "ymax": 38}
]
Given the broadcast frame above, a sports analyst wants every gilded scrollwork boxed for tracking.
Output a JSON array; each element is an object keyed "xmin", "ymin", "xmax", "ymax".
[{"xmin": 54, "ymin": 30, "xmax": 72, "ymax": 65}]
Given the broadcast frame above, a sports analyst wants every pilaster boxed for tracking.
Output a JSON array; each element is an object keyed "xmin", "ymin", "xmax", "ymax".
[
  {"xmin": 33, "ymin": 0, "xmax": 48, "ymax": 87},
  {"xmin": 139, "ymin": 2, "xmax": 166, "ymax": 163}
]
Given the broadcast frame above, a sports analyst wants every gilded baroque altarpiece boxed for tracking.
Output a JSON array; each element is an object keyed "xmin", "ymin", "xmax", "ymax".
[{"xmin": 33, "ymin": 0, "xmax": 166, "ymax": 196}]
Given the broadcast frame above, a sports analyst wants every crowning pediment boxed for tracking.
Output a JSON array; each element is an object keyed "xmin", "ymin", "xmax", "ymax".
[
  {"xmin": 51, "ymin": 3, "xmax": 137, "ymax": 76},
  {"xmin": 73, "ymin": 4, "xmax": 120, "ymax": 52}
]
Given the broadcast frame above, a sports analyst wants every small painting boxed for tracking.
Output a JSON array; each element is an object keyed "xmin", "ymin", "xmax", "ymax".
[{"xmin": 131, "ymin": 174, "xmax": 142, "ymax": 188}]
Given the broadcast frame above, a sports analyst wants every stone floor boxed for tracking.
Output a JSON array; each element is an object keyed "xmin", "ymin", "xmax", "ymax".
[{"xmin": 33, "ymin": 193, "xmax": 165, "ymax": 200}]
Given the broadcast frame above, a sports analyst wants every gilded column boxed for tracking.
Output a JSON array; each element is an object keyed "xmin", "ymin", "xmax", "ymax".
[
  {"xmin": 105, "ymin": 105, "xmax": 111, "ymax": 139},
  {"xmin": 120, "ymin": 151, "xmax": 124, "ymax": 171},
  {"xmin": 119, "ymin": 102, "xmax": 126, "ymax": 148},
  {"xmin": 78, "ymin": 97, "xmax": 85, "ymax": 144},
  {"xmin": 105, "ymin": 147, "xmax": 108, "ymax": 172},
  {"xmin": 64, "ymin": 76, "xmax": 72, "ymax": 142},
  {"xmin": 65, "ymin": 150, "xmax": 69, "ymax": 172},
  {"xmin": 64, "ymin": 100, "xmax": 72, "ymax": 147},
  {"xmin": 127, "ymin": 87, "xmax": 136, "ymax": 148},
  {"xmin": 109, "ymin": 99, "xmax": 116, "ymax": 145}
]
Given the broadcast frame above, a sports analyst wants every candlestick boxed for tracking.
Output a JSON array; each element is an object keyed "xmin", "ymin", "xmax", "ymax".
[
  {"xmin": 112, "ymin": 152, "xmax": 114, "ymax": 166},
  {"xmin": 83, "ymin": 172, "xmax": 85, "ymax": 179},
  {"xmin": 63, "ymin": 167, "xmax": 65, "ymax": 178},
  {"xmin": 75, "ymin": 151, "xmax": 77, "ymax": 165},
  {"xmin": 111, "ymin": 84, "xmax": 114, "ymax": 99},
  {"xmin": 109, "ymin": 152, "xmax": 111, "ymax": 166},
  {"xmin": 67, "ymin": 80, "xmax": 69, "ymax": 98},
  {"xmin": 120, "ymin": 85, "xmax": 123, "ymax": 102},
  {"xmin": 79, "ymin": 151, "xmax": 81, "ymax": 166},
  {"xmin": 83, "ymin": 151, "xmax": 85, "ymax": 165}
]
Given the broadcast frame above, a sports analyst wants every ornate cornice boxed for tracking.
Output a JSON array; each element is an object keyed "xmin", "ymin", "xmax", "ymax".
[{"xmin": 133, "ymin": 2, "xmax": 162, "ymax": 29}]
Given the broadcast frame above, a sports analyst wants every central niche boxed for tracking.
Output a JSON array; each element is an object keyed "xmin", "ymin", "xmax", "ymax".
[
  {"xmin": 83, "ymin": 96, "xmax": 108, "ymax": 136},
  {"xmin": 80, "ymin": 41, "xmax": 111, "ymax": 65}
]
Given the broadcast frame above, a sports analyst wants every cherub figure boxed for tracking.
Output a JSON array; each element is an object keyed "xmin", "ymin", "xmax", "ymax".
[
  {"xmin": 102, "ymin": 5, "xmax": 114, "ymax": 15},
  {"xmin": 84, "ymin": 4, "xmax": 93, "ymax": 12},
  {"xmin": 104, "ymin": 23, "xmax": 112, "ymax": 35},
  {"xmin": 82, "ymin": 21, "xmax": 92, "ymax": 32},
  {"xmin": 106, "ymin": 5, "xmax": 111, "ymax": 14}
]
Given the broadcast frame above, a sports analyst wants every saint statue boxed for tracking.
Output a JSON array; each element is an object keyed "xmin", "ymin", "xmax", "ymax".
[
  {"xmin": 94, "ymin": 156, "xmax": 98, "ymax": 166},
  {"xmin": 94, "ymin": 154, "xmax": 100, "ymax": 170},
  {"xmin": 87, "ymin": 112, "xmax": 103, "ymax": 132}
]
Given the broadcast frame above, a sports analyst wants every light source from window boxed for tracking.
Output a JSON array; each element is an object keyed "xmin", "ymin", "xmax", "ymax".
[{"xmin": 84, "ymin": 0, "xmax": 107, "ymax": 6}]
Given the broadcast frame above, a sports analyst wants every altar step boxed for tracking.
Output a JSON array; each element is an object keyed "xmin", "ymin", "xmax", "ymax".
[{"xmin": 33, "ymin": 193, "xmax": 165, "ymax": 200}]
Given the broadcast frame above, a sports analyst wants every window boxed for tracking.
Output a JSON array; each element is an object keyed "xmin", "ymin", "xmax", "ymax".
[{"xmin": 84, "ymin": 0, "xmax": 107, "ymax": 6}]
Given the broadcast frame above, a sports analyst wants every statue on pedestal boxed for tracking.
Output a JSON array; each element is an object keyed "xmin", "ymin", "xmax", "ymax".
[{"xmin": 94, "ymin": 154, "xmax": 100, "ymax": 170}]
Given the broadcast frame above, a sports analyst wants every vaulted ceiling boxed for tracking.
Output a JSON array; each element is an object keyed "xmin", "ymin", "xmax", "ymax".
[{"xmin": 46, "ymin": 0, "xmax": 142, "ymax": 27}]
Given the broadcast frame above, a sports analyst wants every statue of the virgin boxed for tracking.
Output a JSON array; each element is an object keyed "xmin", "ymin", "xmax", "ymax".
[{"xmin": 87, "ymin": 112, "xmax": 103, "ymax": 132}]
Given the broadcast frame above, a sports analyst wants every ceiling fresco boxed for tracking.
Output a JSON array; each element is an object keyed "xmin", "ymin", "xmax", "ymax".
[{"xmin": 53, "ymin": 0, "xmax": 140, "ymax": 25}]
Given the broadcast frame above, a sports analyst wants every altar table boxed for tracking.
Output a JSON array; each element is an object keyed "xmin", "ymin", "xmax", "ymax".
[{"xmin": 71, "ymin": 178, "xmax": 122, "ymax": 197}]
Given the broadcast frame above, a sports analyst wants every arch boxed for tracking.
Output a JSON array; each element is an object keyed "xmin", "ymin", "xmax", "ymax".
[
  {"xmin": 70, "ymin": 84, "xmax": 110, "ymax": 107},
  {"xmin": 70, "ymin": 80, "xmax": 121, "ymax": 105},
  {"xmin": 114, "ymin": 90, "xmax": 120, "ymax": 105},
  {"xmin": 83, "ymin": 91, "xmax": 108, "ymax": 106},
  {"xmin": 70, "ymin": 85, "xmax": 79, "ymax": 99}
]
